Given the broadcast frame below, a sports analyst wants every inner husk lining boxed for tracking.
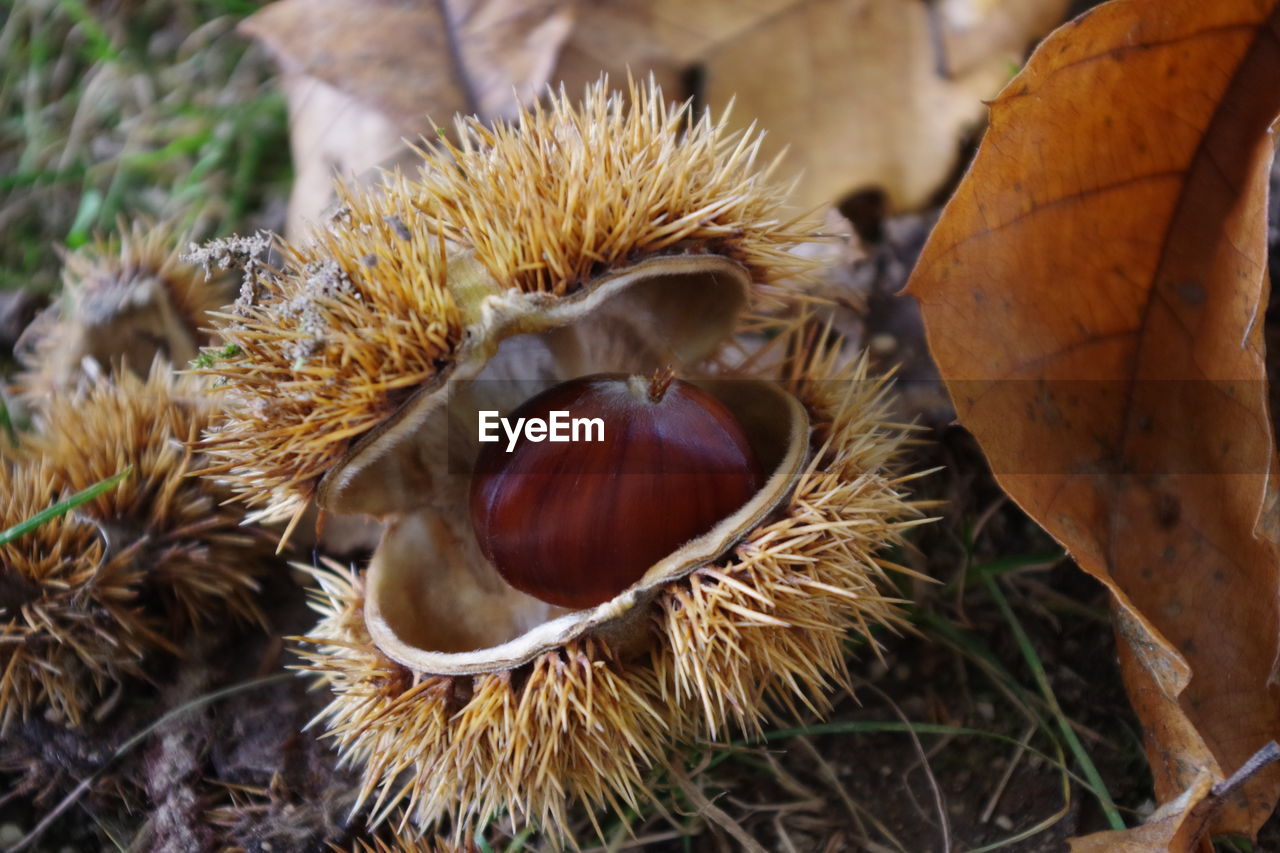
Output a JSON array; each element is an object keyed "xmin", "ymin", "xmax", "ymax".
[{"xmin": 346, "ymin": 255, "xmax": 810, "ymax": 675}]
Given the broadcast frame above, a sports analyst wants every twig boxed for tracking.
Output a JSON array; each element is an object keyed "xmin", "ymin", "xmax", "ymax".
[
  {"xmin": 668, "ymin": 762, "xmax": 768, "ymax": 853},
  {"xmin": 1213, "ymin": 741, "xmax": 1280, "ymax": 796},
  {"xmin": 794, "ymin": 736, "xmax": 909, "ymax": 853},
  {"xmin": 858, "ymin": 680, "xmax": 953, "ymax": 853},
  {"xmin": 980, "ymin": 722, "xmax": 1036, "ymax": 823}
]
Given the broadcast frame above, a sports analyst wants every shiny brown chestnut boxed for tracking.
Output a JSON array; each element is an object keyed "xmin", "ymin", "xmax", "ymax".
[{"xmin": 469, "ymin": 371, "xmax": 765, "ymax": 609}]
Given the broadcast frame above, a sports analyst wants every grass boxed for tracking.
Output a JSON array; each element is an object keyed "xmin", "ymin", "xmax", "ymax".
[
  {"xmin": 0, "ymin": 0, "xmax": 290, "ymax": 294},
  {"xmin": 0, "ymin": 464, "xmax": 131, "ymax": 545},
  {"xmin": 0, "ymin": 393, "xmax": 17, "ymax": 445},
  {"xmin": 983, "ymin": 574, "xmax": 1125, "ymax": 830}
]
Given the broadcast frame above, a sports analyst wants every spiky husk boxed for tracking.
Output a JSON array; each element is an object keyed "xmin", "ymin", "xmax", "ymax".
[
  {"xmin": 195, "ymin": 200, "xmax": 460, "ymax": 525},
  {"xmin": 14, "ymin": 220, "xmax": 234, "ymax": 400},
  {"xmin": 0, "ymin": 365, "xmax": 272, "ymax": 730},
  {"xmin": 297, "ymin": 346, "xmax": 925, "ymax": 844},
  {"xmin": 421, "ymin": 77, "xmax": 813, "ymax": 297},
  {"xmin": 0, "ymin": 458, "xmax": 154, "ymax": 730},
  {"xmin": 196, "ymin": 77, "xmax": 817, "ymax": 525}
]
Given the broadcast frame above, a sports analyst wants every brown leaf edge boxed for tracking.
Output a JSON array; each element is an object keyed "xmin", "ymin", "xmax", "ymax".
[{"xmin": 1069, "ymin": 743, "xmax": 1280, "ymax": 853}]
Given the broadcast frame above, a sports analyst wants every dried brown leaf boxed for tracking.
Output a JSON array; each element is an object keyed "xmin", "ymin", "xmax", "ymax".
[
  {"xmin": 1069, "ymin": 772, "xmax": 1217, "ymax": 853},
  {"xmin": 908, "ymin": 0, "xmax": 1280, "ymax": 844},
  {"xmin": 249, "ymin": 0, "xmax": 1068, "ymax": 231},
  {"xmin": 240, "ymin": 0, "xmax": 575, "ymax": 237},
  {"xmin": 557, "ymin": 0, "xmax": 1071, "ymax": 210}
]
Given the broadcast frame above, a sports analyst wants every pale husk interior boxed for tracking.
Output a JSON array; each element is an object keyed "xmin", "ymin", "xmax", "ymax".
[{"xmin": 342, "ymin": 256, "xmax": 813, "ymax": 673}]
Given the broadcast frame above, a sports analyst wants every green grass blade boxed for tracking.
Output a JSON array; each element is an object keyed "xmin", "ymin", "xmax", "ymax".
[
  {"xmin": 965, "ymin": 802, "xmax": 1072, "ymax": 853},
  {"xmin": 965, "ymin": 550, "xmax": 1066, "ymax": 586},
  {"xmin": 913, "ymin": 609, "xmax": 1052, "ymax": 726},
  {"xmin": 54, "ymin": 0, "xmax": 120, "ymax": 61},
  {"xmin": 984, "ymin": 575, "xmax": 1126, "ymax": 830},
  {"xmin": 502, "ymin": 826, "xmax": 536, "ymax": 852},
  {"xmin": 0, "ymin": 396, "xmax": 17, "ymax": 448},
  {"xmin": 65, "ymin": 187, "xmax": 103, "ymax": 248},
  {"xmin": 730, "ymin": 720, "xmax": 1102, "ymax": 795},
  {"xmin": 736, "ymin": 720, "xmax": 1088, "ymax": 848},
  {"xmin": 0, "ymin": 466, "xmax": 133, "ymax": 546}
]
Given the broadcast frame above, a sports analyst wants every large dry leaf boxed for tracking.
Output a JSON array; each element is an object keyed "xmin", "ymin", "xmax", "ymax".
[
  {"xmin": 241, "ymin": 0, "xmax": 575, "ymax": 237},
  {"xmin": 249, "ymin": 0, "xmax": 1069, "ymax": 230},
  {"xmin": 908, "ymin": 0, "xmax": 1280, "ymax": 844},
  {"xmin": 556, "ymin": 0, "xmax": 1071, "ymax": 211}
]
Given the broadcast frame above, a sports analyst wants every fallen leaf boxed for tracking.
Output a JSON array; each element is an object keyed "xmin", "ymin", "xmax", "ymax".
[
  {"xmin": 241, "ymin": 0, "xmax": 462, "ymax": 238},
  {"xmin": 455, "ymin": 1, "xmax": 578, "ymax": 120},
  {"xmin": 240, "ymin": 0, "xmax": 575, "ymax": 237},
  {"xmin": 937, "ymin": 0, "xmax": 1069, "ymax": 77},
  {"xmin": 1069, "ymin": 770, "xmax": 1217, "ymax": 853},
  {"xmin": 557, "ymin": 0, "xmax": 1071, "ymax": 211},
  {"xmin": 908, "ymin": 0, "xmax": 1280, "ymax": 843},
  {"xmin": 1068, "ymin": 744, "xmax": 1280, "ymax": 853},
  {"xmin": 251, "ymin": 0, "xmax": 1070, "ymax": 231}
]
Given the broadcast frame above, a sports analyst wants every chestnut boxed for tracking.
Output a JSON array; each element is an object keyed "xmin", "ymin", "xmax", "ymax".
[{"xmin": 469, "ymin": 372, "xmax": 765, "ymax": 609}]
